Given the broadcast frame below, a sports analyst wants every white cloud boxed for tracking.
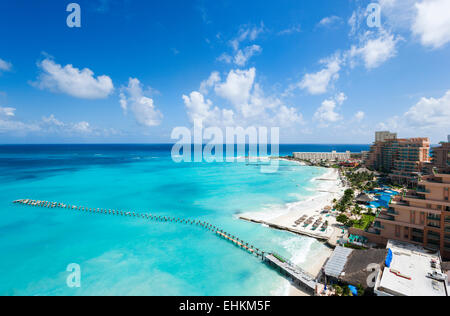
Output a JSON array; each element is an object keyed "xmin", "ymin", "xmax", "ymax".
[
  {"xmin": 376, "ymin": 90, "xmax": 450, "ymax": 142},
  {"xmin": 0, "ymin": 58, "xmax": 12, "ymax": 72},
  {"xmin": 41, "ymin": 114, "xmax": 64, "ymax": 127},
  {"xmin": 314, "ymin": 100, "xmax": 341, "ymax": 124},
  {"xmin": 379, "ymin": 0, "xmax": 450, "ymax": 49},
  {"xmin": 183, "ymin": 91, "xmax": 212, "ymax": 124},
  {"xmin": 405, "ymin": 90, "xmax": 450, "ymax": 127},
  {"xmin": 234, "ymin": 45, "xmax": 262, "ymax": 67},
  {"xmin": 182, "ymin": 91, "xmax": 234, "ymax": 127},
  {"xmin": 35, "ymin": 59, "xmax": 114, "ymax": 99},
  {"xmin": 119, "ymin": 78, "xmax": 163, "ymax": 127},
  {"xmin": 318, "ymin": 16, "xmax": 342, "ymax": 27},
  {"xmin": 335, "ymin": 92, "xmax": 347, "ymax": 105},
  {"xmin": 278, "ymin": 25, "xmax": 301, "ymax": 35},
  {"xmin": 0, "ymin": 106, "xmax": 16, "ymax": 117},
  {"xmin": 41, "ymin": 114, "xmax": 93, "ymax": 134},
  {"xmin": 72, "ymin": 121, "xmax": 92, "ymax": 133},
  {"xmin": 313, "ymin": 93, "xmax": 346, "ymax": 125},
  {"xmin": 200, "ymin": 72, "xmax": 221, "ymax": 95},
  {"xmin": 348, "ymin": 7, "xmax": 366, "ymax": 36},
  {"xmin": 412, "ymin": 0, "xmax": 450, "ymax": 49},
  {"xmin": 0, "ymin": 119, "xmax": 40, "ymax": 134},
  {"xmin": 376, "ymin": 116, "xmax": 401, "ymax": 131},
  {"xmin": 349, "ymin": 30, "xmax": 400, "ymax": 69},
  {"xmin": 218, "ymin": 24, "xmax": 265, "ymax": 67},
  {"xmin": 184, "ymin": 68, "xmax": 303, "ymax": 129},
  {"xmin": 215, "ymin": 68, "xmax": 256, "ymax": 108},
  {"xmin": 217, "ymin": 53, "xmax": 232, "ymax": 64},
  {"xmin": 230, "ymin": 24, "xmax": 265, "ymax": 51},
  {"xmin": 379, "ymin": 0, "xmax": 417, "ymax": 29},
  {"xmin": 354, "ymin": 111, "xmax": 365, "ymax": 122},
  {"xmin": 0, "ymin": 109, "xmax": 114, "ymax": 137},
  {"xmin": 299, "ymin": 55, "xmax": 341, "ymax": 95},
  {"xmin": 272, "ymin": 105, "xmax": 304, "ymax": 126}
]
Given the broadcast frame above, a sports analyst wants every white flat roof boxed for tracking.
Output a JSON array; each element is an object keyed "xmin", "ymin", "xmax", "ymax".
[
  {"xmin": 377, "ymin": 240, "xmax": 447, "ymax": 296},
  {"xmin": 324, "ymin": 246, "xmax": 353, "ymax": 278}
]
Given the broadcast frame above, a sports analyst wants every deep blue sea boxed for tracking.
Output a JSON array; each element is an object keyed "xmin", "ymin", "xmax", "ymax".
[{"xmin": 0, "ymin": 144, "xmax": 368, "ymax": 296}]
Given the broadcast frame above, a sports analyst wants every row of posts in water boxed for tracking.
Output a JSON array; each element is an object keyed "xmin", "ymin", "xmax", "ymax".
[{"xmin": 13, "ymin": 199, "xmax": 265, "ymax": 258}]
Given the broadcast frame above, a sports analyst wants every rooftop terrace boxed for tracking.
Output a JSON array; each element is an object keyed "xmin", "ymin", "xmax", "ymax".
[{"xmin": 375, "ymin": 240, "xmax": 447, "ymax": 296}]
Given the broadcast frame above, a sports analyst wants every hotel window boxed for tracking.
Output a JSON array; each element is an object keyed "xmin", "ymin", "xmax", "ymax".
[
  {"xmin": 395, "ymin": 225, "xmax": 401, "ymax": 238},
  {"xmin": 404, "ymin": 227, "xmax": 409, "ymax": 239}
]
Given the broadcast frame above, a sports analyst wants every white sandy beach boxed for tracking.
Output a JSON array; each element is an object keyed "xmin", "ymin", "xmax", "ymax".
[
  {"xmin": 240, "ymin": 168, "xmax": 346, "ymax": 239},
  {"xmin": 240, "ymin": 166, "xmax": 347, "ymax": 296}
]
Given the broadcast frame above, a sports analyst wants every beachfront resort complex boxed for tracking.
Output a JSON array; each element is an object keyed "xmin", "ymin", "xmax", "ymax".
[
  {"xmin": 2, "ymin": 0, "xmax": 450, "ymax": 301},
  {"xmin": 286, "ymin": 132, "xmax": 450, "ymax": 296}
]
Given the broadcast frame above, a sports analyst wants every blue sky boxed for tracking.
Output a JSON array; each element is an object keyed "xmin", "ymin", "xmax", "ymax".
[{"xmin": 0, "ymin": 0, "xmax": 449, "ymax": 144}]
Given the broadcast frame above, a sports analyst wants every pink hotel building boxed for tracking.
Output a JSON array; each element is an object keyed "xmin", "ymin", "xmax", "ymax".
[{"xmin": 354, "ymin": 135, "xmax": 450, "ymax": 259}]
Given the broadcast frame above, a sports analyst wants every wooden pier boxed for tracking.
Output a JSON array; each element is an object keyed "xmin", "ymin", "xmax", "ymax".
[
  {"xmin": 263, "ymin": 253, "xmax": 317, "ymax": 294},
  {"xmin": 13, "ymin": 198, "xmax": 318, "ymax": 293},
  {"xmin": 12, "ymin": 199, "xmax": 264, "ymax": 258}
]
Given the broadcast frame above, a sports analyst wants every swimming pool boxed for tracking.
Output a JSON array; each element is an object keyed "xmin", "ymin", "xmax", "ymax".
[{"xmin": 367, "ymin": 189, "xmax": 399, "ymax": 209}]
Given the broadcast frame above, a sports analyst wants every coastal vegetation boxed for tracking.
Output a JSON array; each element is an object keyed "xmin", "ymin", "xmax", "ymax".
[
  {"xmin": 333, "ymin": 169, "xmax": 382, "ymax": 232},
  {"xmin": 345, "ymin": 169, "xmax": 377, "ymax": 191},
  {"xmin": 333, "ymin": 188, "xmax": 355, "ymax": 213},
  {"xmin": 353, "ymin": 214, "xmax": 376, "ymax": 230},
  {"xmin": 332, "ymin": 284, "xmax": 365, "ymax": 297}
]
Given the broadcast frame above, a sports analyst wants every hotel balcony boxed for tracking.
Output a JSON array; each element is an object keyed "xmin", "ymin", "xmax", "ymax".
[
  {"xmin": 419, "ymin": 179, "xmax": 450, "ymax": 187},
  {"xmin": 412, "ymin": 231, "xmax": 424, "ymax": 238},
  {"xmin": 386, "ymin": 208, "xmax": 399, "ymax": 216},
  {"xmin": 403, "ymin": 194, "xmax": 426, "ymax": 201},
  {"xmin": 389, "ymin": 201, "xmax": 443, "ymax": 216},
  {"xmin": 428, "ymin": 222, "xmax": 441, "ymax": 229},
  {"xmin": 389, "ymin": 199, "xmax": 409, "ymax": 207},
  {"xmin": 372, "ymin": 221, "xmax": 384, "ymax": 230},
  {"xmin": 416, "ymin": 187, "xmax": 431, "ymax": 194},
  {"xmin": 426, "ymin": 243, "xmax": 440, "ymax": 251},
  {"xmin": 378, "ymin": 213, "xmax": 396, "ymax": 221},
  {"xmin": 427, "ymin": 215, "xmax": 441, "ymax": 221},
  {"xmin": 427, "ymin": 234, "xmax": 441, "ymax": 242},
  {"xmin": 435, "ymin": 171, "xmax": 450, "ymax": 177},
  {"xmin": 402, "ymin": 195, "xmax": 450, "ymax": 208},
  {"xmin": 376, "ymin": 216, "xmax": 424, "ymax": 230}
]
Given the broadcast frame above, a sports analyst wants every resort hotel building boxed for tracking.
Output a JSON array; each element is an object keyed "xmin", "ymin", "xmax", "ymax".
[
  {"xmin": 293, "ymin": 150, "xmax": 351, "ymax": 162},
  {"xmin": 365, "ymin": 131, "xmax": 430, "ymax": 187},
  {"xmin": 356, "ymin": 138, "xmax": 450, "ymax": 260},
  {"xmin": 433, "ymin": 135, "xmax": 450, "ymax": 173}
]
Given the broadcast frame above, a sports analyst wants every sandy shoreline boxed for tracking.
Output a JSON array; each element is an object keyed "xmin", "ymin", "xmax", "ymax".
[
  {"xmin": 287, "ymin": 246, "xmax": 332, "ymax": 296},
  {"xmin": 239, "ymin": 164, "xmax": 347, "ymax": 296},
  {"xmin": 240, "ymin": 167, "xmax": 346, "ymax": 239}
]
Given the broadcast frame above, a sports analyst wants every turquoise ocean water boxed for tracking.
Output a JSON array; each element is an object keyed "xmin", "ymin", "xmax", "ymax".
[{"xmin": 0, "ymin": 144, "xmax": 367, "ymax": 296}]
